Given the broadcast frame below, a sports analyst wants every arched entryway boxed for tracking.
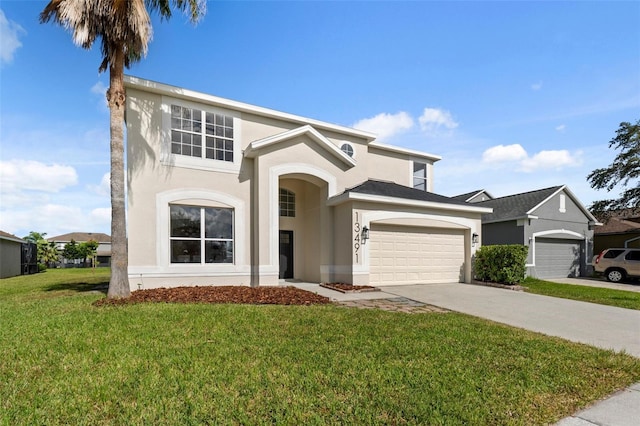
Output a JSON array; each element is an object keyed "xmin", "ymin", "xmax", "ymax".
[{"xmin": 278, "ymin": 175, "xmax": 328, "ymax": 282}]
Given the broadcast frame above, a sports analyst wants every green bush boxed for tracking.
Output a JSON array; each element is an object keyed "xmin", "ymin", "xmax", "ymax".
[{"xmin": 474, "ymin": 245, "xmax": 528, "ymax": 285}]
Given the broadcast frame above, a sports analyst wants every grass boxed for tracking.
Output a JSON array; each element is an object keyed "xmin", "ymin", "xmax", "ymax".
[
  {"xmin": 2, "ymin": 269, "xmax": 640, "ymax": 425},
  {"xmin": 522, "ymin": 277, "xmax": 640, "ymax": 310}
]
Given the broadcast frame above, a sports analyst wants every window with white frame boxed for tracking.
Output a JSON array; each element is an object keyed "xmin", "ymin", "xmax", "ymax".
[
  {"xmin": 340, "ymin": 142, "xmax": 355, "ymax": 158},
  {"xmin": 170, "ymin": 105, "xmax": 234, "ymax": 162},
  {"xmin": 170, "ymin": 205, "xmax": 234, "ymax": 264},
  {"xmin": 413, "ymin": 161, "xmax": 427, "ymax": 191},
  {"xmin": 279, "ymin": 188, "xmax": 295, "ymax": 217}
]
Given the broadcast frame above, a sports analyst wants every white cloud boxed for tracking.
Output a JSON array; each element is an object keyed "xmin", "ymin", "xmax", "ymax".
[
  {"xmin": 419, "ymin": 108, "xmax": 458, "ymax": 132},
  {"xmin": 351, "ymin": 111, "xmax": 414, "ymax": 141},
  {"xmin": 482, "ymin": 144, "xmax": 528, "ymax": 163},
  {"xmin": 0, "ymin": 159, "xmax": 78, "ymax": 193},
  {"xmin": 555, "ymin": 124, "xmax": 566, "ymax": 132},
  {"xmin": 531, "ymin": 81, "xmax": 543, "ymax": 91},
  {"xmin": 90, "ymin": 81, "xmax": 109, "ymax": 112},
  {"xmin": 87, "ymin": 172, "xmax": 110, "ymax": 196},
  {"xmin": 481, "ymin": 144, "xmax": 582, "ymax": 173},
  {"xmin": 90, "ymin": 207, "xmax": 111, "ymax": 227},
  {"xmin": 520, "ymin": 150, "xmax": 582, "ymax": 172},
  {"xmin": 90, "ymin": 81, "xmax": 107, "ymax": 95},
  {"xmin": 0, "ymin": 9, "xmax": 25, "ymax": 66}
]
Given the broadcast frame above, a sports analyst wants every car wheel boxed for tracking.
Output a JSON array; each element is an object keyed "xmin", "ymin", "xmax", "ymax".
[{"xmin": 606, "ymin": 269, "xmax": 625, "ymax": 283}]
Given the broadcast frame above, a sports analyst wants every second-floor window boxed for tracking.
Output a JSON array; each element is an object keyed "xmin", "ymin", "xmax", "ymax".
[
  {"xmin": 171, "ymin": 105, "xmax": 234, "ymax": 162},
  {"xmin": 413, "ymin": 161, "xmax": 427, "ymax": 191}
]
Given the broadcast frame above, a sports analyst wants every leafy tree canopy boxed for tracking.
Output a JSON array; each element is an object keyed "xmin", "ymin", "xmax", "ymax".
[{"xmin": 587, "ymin": 119, "xmax": 639, "ymax": 218}]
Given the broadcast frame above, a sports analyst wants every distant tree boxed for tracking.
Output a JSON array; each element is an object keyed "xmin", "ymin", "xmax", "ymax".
[
  {"xmin": 79, "ymin": 240, "xmax": 100, "ymax": 268},
  {"xmin": 62, "ymin": 240, "xmax": 81, "ymax": 266},
  {"xmin": 41, "ymin": 0, "xmax": 206, "ymax": 298},
  {"xmin": 587, "ymin": 119, "xmax": 640, "ymax": 218},
  {"xmin": 23, "ymin": 231, "xmax": 59, "ymax": 269}
]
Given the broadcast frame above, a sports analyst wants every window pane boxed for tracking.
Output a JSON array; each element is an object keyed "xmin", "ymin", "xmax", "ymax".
[
  {"xmin": 205, "ymin": 208, "xmax": 233, "ymax": 239},
  {"xmin": 413, "ymin": 162, "xmax": 426, "ymax": 178},
  {"xmin": 413, "ymin": 180, "xmax": 426, "ymax": 191},
  {"xmin": 170, "ymin": 205, "xmax": 201, "ymax": 237},
  {"xmin": 171, "ymin": 240, "xmax": 201, "ymax": 263},
  {"xmin": 205, "ymin": 241, "xmax": 233, "ymax": 263},
  {"xmin": 626, "ymin": 251, "xmax": 640, "ymax": 261}
]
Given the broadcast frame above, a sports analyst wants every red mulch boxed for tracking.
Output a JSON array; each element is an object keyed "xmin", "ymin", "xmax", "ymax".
[
  {"xmin": 93, "ymin": 286, "xmax": 332, "ymax": 307},
  {"xmin": 320, "ymin": 283, "xmax": 379, "ymax": 293}
]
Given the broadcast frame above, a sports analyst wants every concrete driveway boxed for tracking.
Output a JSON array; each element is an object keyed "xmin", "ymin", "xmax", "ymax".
[
  {"xmin": 380, "ymin": 283, "xmax": 640, "ymax": 358},
  {"xmin": 549, "ymin": 277, "xmax": 640, "ymax": 293}
]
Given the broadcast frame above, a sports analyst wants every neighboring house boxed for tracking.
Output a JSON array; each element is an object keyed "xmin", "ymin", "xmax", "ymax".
[
  {"xmin": 124, "ymin": 76, "xmax": 492, "ymax": 290},
  {"xmin": 47, "ymin": 232, "xmax": 112, "ymax": 267},
  {"xmin": 0, "ymin": 231, "xmax": 36, "ymax": 278},
  {"xmin": 452, "ymin": 189, "xmax": 494, "ymax": 204},
  {"xmin": 593, "ymin": 210, "xmax": 640, "ymax": 255},
  {"xmin": 457, "ymin": 186, "xmax": 599, "ymax": 279}
]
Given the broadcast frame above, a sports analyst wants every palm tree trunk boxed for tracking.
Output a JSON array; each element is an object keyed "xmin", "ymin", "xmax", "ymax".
[{"xmin": 106, "ymin": 46, "xmax": 130, "ymax": 298}]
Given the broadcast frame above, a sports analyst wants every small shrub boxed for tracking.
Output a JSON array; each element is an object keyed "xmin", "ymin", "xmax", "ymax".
[{"xmin": 475, "ymin": 245, "xmax": 528, "ymax": 285}]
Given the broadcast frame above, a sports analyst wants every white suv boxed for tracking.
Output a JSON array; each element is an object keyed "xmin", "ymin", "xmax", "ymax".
[{"xmin": 593, "ymin": 248, "xmax": 640, "ymax": 282}]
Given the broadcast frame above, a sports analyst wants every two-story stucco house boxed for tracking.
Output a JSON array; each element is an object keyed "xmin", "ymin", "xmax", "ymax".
[{"xmin": 125, "ymin": 76, "xmax": 491, "ymax": 290}]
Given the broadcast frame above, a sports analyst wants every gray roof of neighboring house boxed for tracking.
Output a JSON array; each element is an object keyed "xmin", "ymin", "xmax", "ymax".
[
  {"xmin": 47, "ymin": 232, "xmax": 111, "ymax": 244},
  {"xmin": 474, "ymin": 186, "xmax": 564, "ymax": 223},
  {"xmin": 0, "ymin": 230, "xmax": 25, "ymax": 243},
  {"xmin": 344, "ymin": 180, "xmax": 473, "ymax": 206},
  {"xmin": 451, "ymin": 189, "xmax": 494, "ymax": 202}
]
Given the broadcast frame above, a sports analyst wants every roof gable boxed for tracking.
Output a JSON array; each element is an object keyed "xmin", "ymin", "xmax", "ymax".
[
  {"xmin": 452, "ymin": 189, "xmax": 494, "ymax": 203},
  {"xmin": 476, "ymin": 185, "xmax": 598, "ymax": 224},
  {"xmin": 476, "ymin": 186, "xmax": 563, "ymax": 222},
  {"xmin": 243, "ymin": 125, "xmax": 356, "ymax": 167}
]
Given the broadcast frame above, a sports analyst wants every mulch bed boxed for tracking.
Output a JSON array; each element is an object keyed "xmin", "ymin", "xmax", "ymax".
[
  {"xmin": 320, "ymin": 283, "xmax": 381, "ymax": 293},
  {"xmin": 469, "ymin": 280, "xmax": 524, "ymax": 291},
  {"xmin": 93, "ymin": 286, "xmax": 332, "ymax": 307}
]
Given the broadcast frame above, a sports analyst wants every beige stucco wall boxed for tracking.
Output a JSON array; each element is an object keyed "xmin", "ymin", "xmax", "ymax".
[{"xmin": 125, "ymin": 80, "xmax": 468, "ymax": 289}]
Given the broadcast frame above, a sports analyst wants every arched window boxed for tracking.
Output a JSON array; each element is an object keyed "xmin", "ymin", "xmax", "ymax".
[{"xmin": 279, "ymin": 188, "xmax": 295, "ymax": 217}]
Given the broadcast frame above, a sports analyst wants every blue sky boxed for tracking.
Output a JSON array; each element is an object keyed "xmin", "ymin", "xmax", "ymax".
[{"xmin": 1, "ymin": 1, "xmax": 639, "ymax": 239}]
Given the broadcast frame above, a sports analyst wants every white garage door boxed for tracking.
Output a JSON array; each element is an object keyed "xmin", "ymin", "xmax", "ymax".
[
  {"xmin": 369, "ymin": 224, "xmax": 465, "ymax": 285},
  {"xmin": 534, "ymin": 238, "xmax": 582, "ymax": 279}
]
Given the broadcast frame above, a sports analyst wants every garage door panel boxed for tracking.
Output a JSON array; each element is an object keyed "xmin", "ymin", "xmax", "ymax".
[
  {"xmin": 369, "ymin": 224, "xmax": 464, "ymax": 285},
  {"xmin": 535, "ymin": 238, "xmax": 582, "ymax": 279}
]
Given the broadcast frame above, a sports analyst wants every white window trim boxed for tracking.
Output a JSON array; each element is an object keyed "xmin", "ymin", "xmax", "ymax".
[
  {"xmin": 156, "ymin": 189, "xmax": 246, "ymax": 274},
  {"xmin": 411, "ymin": 159, "xmax": 428, "ymax": 191},
  {"xmin": 339, "ymin": 141, "xmax": 356, "ymax": 159},
  {"xmin": 161, "ymin": 96, "xmax": 242, "ymax": 174},
  {"xmin": 526, "ymin": 229, "xmax": 585, "ymax": 267}
]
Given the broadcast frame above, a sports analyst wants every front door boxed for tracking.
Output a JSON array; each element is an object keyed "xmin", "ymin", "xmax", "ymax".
[{"xmin": 279, "ymin": 230, "xmax": 293, "ymax": 279}]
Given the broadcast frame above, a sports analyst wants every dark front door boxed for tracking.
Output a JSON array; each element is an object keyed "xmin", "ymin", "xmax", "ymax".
[{"xmin": 279, "ymin": 230, "xmax": 293, "ymax": 279}]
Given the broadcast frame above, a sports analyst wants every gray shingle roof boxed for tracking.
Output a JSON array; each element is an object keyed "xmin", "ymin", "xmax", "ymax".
[
  {"xmin": 474, "ymin": 186, "xmax": 563, "ymax": 222},
  {"xmin": 344, "ymin": 180, "xmax": 471, "ymax": 206},
  {"xmin": 451, "ymin": 189, "xmax": 492, "ymax": 202}
]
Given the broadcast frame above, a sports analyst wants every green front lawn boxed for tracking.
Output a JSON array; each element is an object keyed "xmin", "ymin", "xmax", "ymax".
[
  {"xmin": 522, "ymin": 277, "xmax": 640, "ymax": 310},
  {"xmin": 2, "ymin": 269, "xmax": 640, "ymax": 424}
]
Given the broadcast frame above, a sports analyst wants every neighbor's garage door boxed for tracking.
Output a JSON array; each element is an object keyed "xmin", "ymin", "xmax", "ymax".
[
  {"xmin": 535, "ymin": 238, "xmax": 582, "ymax": 279},
  {"xmin": 369, "ymin": 224, "xmax": 465, "ymax": 285}
]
